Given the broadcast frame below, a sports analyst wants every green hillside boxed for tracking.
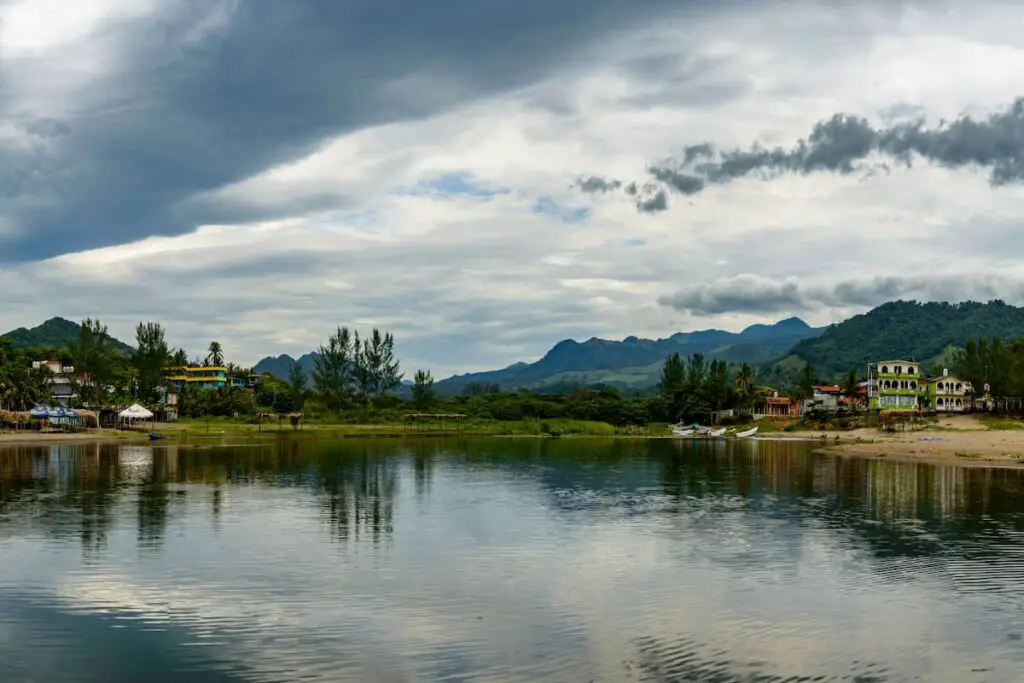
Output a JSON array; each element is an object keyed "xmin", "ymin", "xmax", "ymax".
[
  {"xmin": 760, "ymin": 300, "xmax": 1024, "ymax": 384},
  {"xmin": 435, "ymin": 317, "xmax": 823, "ymax": 394},
  {"xmin": 0, "ymin": 317, "xmax": 134, "ymax": 354}
]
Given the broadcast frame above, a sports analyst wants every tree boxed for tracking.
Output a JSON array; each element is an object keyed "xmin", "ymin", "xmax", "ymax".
[
  {"xmin": 132, "ymin": 322, "xmax": 171, "ymax": 402},
  {"xmin": 733, "ymin": 362, "xmax": 756, "ymax": 410},
  {"xmin": 842, "ymin": 369, "xmax": 859, "ymax": 397},
  {"xmin": 658, "ymin": 353, "xmax": 685, "ymax": 399},
  {"xmin": 207, "ymin": 341, "xmax": 223, "ymax": 367},
  {"xmin": 411, "ymin": 369, "xmax": 435, "ymax": 409},
  {"xmin": 313, "ymin": 326, "xmax": 355, "ymax": 411},
  {"xmin": 795, "ymin": 362, "xmax": 816, "ymax": 401},
  {"xmin": 67, "ymin": 318, "xmax": 121, "ymax": 405},
  {"xmin": 358, "ymin": 328, "xmax": 402, "ymax": 397},
  {"xmin": 171, "ymin": 348, "xmax": 188, "ymax": 367},
  {"xmin": 287, "ymin": 362, "xmax": 308, "ymax": 411}
]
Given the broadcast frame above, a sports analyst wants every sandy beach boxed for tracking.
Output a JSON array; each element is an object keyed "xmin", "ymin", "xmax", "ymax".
[{"xmin": 798, "ymin": 414, "xmax": 1024, "ymax": 468}]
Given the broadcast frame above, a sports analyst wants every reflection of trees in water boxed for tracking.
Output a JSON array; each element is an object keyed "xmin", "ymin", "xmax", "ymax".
[
  {"xmin": 0, "ymin": 444, "xmax": 123, "ymax": 560},
  {"xmin": 135, "ymin": 449, "xmax": 171, "ymax": 550},
  {"xmin": 316, "ymin": 447, "xmax": 398, "ymax": 545}
]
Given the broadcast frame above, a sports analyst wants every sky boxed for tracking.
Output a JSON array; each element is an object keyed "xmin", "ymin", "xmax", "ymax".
[{"xmin": 3, "ymin": 1, "xmax": 1024, "ymax": 377}]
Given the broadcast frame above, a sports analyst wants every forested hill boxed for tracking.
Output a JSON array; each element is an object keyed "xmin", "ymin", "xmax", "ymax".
[
  {"xmin": 434, "ymin": 317, "xmax": 823, "ymax": 394},
  {"xmin": 762, "ymin": 300, "xmax": 1024, "ymax": 382},
  {"xmin": 0, "ymin": 317, "xmax": 134, "ymax": 354}
]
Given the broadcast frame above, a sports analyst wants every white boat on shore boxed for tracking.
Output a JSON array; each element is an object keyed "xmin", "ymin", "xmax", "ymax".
[
  {"xmin": 733, "ymin": 426, "xmax": 758, "ymax": 438},
  {"xmin": 708, "ymin": 427, "xmax": 727, "ymax": 437},
  {"xmin": 671, "ymin": 428, "xmax": 694, "ymax": 437}
]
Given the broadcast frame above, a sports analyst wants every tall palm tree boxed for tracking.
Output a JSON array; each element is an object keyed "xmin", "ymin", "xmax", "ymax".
[
  {"xmin": 207, "ymin": 341, "xmax": 224, "ymax": 367},
  {"xmin": 733, "ymin": 362, "xmax": 756, "ymax": 410}
]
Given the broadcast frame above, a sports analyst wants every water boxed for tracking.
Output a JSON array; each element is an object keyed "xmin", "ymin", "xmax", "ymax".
[{"xmin": 2, "ymin": 438, "xmax": 1024, "ymax": 682}]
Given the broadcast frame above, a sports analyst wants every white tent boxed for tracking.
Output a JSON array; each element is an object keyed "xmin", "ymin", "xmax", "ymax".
[{"xmin": 119, "ymin": 403, "xmax": 154, "ymax": 422}]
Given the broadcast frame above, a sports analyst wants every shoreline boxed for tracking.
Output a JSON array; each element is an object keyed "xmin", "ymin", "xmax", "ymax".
[{"xmin": 4, "ymin": 415, "xmax": 1024, "ymax": 469}]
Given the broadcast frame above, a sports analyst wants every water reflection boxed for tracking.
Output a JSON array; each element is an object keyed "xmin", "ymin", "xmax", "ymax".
[{"xmin": 0, "ymin": 438, "xmax": 1023, "ymax": 682}]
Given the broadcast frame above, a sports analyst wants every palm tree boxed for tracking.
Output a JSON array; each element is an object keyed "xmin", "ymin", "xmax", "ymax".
[
  {"xmin": 67, "ymin": 318, "xmax": 120, "ymax": 405},
  {"xmin": 733, "ymin": 362, "xmax": 756, "ymax": 410},
  {"xmin": 207, "ymin": 341, "xmax": 224, "ymax": 367}
]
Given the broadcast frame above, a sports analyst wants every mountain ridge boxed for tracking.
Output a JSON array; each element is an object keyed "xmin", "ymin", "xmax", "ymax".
[{"xmin": 1, "ymin": 317, "xmax": 134, "ymax": 354}]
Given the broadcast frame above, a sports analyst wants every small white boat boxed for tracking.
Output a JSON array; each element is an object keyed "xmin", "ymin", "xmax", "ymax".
[
  {"xmin": 708, "ymin": 427, "xmax": 727, "ymax": 437},
  {"xmin": 733, "ymin": 426, "xmax": 758, "ymax": 438},
  {"xmin": 671, "ymin": 428, "xmax": 694, "ymax": 437}
]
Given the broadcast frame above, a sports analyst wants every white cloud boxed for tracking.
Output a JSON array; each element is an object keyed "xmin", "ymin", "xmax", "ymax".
[{"xmin": 3, "ymin": 1, "xmax": 1024, "ymax": 375}]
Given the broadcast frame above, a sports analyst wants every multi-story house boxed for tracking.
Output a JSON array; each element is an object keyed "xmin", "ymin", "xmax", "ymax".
[
  {"xmin": 924, "ymin": 369, "xmax": 973, "ymax": 412},
  {"xmin": 867, "ymin": 360, "xmax": 926, "ymax": 410},
  {"xmin": 166, "ymin": 366, "xmax": 248, "ymax": 391},
  {"xmin": 31, "ymin": 360, "xmax": 77, "ymax": 403}
]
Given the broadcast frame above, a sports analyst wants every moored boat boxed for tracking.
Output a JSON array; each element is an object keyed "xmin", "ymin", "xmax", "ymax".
[{"xmin": 733, "ymin": 426, "xmax": 758, "ymax": 438}]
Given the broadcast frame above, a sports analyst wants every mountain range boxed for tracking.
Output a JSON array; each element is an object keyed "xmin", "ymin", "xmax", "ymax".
[
  {"xmin": 431, "ymin": 317, "xmax": 823, "ymax": 394},
  {"xmin": 11, "ymin": 300, "xmax": 1024, "ymax": 394}
]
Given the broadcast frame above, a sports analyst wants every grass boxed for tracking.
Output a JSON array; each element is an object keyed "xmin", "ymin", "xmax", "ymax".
[
  {"xmin": 975, "ymin": 414, "xmax": 1024, "ymax": 430},
  {"xmin": 155, "ymin": 416, "xmax": 667, "ymax": 440}
]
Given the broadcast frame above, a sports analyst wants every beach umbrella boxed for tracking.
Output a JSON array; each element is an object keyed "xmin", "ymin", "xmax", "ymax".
[{"xmin": 29, "ymin": 405, "xmax": 50, "ymax": 419}]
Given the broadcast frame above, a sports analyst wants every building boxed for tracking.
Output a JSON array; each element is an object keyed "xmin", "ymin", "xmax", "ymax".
[
  {"xmin": 153, "ymin": 385, "xmax": 180, "ymax": 421},
  {"xmin": 867, "ymin": 360, "xmax": 926, "ymax": 411},
  {"xmin": 166, "ymin": 366, "xmax": 247, "ymax": 390},
  {"xmin": 925, "ymin": 369, "xmax": 973, "ymax": 412},
  {"xmin": 31, "ymin": 360, "xmax": 77, "ymax": 402},
  {"xmin": 761, "ymin": 393, "xmax": 798, "ymax": 417},
  {"xmin": 805, "ymin": 384, "xmax": 842, "ymax": 413}
]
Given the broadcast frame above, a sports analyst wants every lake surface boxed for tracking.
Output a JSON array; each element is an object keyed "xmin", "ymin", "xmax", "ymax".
[{"xmin": 2, "ymin": 438, "xmax": 1024, "ymax": 682}]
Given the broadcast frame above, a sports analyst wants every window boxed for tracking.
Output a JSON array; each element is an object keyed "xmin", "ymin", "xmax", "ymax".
[
  {"xmin": 883, "ymin": 380, "xmax": 891, "ymax": 389},
  {"xmin": 955, "ymin": 383, "xmax": 962, "ymax": 392},
  {"xmin": 955, "ymin": 399, "xmax": 963, "ymax": 407},
  {"xmin": 910, "ymin": 381, "xmax": 917, "ymax": 389},
  {"xmin": 937, "ymin": 397, "xmax": 945, "ymax": 406},
  {"xmin": 908, "ymin": 366, "xmax": 915, "ymax": 374},
  {"xmin": 937, "ymin": 382, "xmax": 945, "ymax": 391},
  {"xmin": 881, "ymin": 366, "xmax": 889, "ymax": 373}
]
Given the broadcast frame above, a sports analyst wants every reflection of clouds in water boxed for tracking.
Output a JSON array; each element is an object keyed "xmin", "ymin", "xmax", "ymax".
[{"xmin": 5, "ymin": 443, "xmax": 1024, "ymax": 681}]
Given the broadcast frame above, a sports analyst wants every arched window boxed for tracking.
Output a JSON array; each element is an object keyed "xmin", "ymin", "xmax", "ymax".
[
  {"xmin": 881, "ymin": 366, "xmax": 889, "ymax": 374},
  {"xmin": 910, "ymin": 381, "xmax": 917, "ymax": 389},
  {"xmin": 883, "ymin": 380, "xmax": 891, "ymax": 389},
  {"xmin": 908, "ymin": 366, "xmax": 915, "ymax": 374},
  {"xmin": 937, "ymin": 397, "xmax": 945, "ymax": 406},
  {"xmin": 901, "ymin": 380, "xmax": 908, "ymax": 389},
  {"xmin": 937, "ymin": 382, "xmax": 945, "ymax": 391},
  {"xmin": 955, "ymin": 383, "xmax": 962, "ymax": 392},
  {"xmin": 955, "ymin": 399, "xmax": 963, "ymax": 407}
]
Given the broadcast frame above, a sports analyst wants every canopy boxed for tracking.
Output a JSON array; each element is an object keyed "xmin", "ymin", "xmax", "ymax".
[
  {"xmin": 119, "ymin": 403, "xmax": 154, "ymax": 420},
  {"xmin": 29, "ymin": 404, "xmax": 50, "ymax": 419}
]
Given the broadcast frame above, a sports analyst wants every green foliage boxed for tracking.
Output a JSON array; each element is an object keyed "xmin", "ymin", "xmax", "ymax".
[
  {"xmin": 207, "ymin": 341, "xmax": 224, "ymax": 366},
  {"xmin": 313, "ymin": 326, "xmax": 357, "ymax": 411},
  {"xmin": 132, "ymin": 322, "xmax": 171, "ymax": 403},
  {"xmin": 287, "ymin": 363, "xmax": 308, "ymax": 411},
  {"xmin": 0, "ymin": 317, "xmax": 134, "ymax": 354},
  {"xmin": 411, "ymin": 369, "xmax": 435, "ymax": 410},
  {"xmin": 0, "ymin": 338, "xmax": 50, "ymax": 410},
  {"xmin": 955, "ymin": 335, "xmax": 1024, "ymax": 398},
  {"xmin": 67, "ymin": 318, "xmax": 123, "ymax": 405},
  {"xmin": 769, "ymin": 300, "xmax": 1024, "ymax": 384}
]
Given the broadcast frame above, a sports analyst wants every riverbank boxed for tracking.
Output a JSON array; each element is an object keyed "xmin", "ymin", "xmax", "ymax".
[{"xmin": 812, "ymin": 414, "xmax": 1024, "ymax": 468}]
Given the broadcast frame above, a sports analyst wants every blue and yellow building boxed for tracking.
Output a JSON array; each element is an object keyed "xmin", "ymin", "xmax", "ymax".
[{"xmin": 166, "ymin": 366, "xmax": 248, "ymax": 390}]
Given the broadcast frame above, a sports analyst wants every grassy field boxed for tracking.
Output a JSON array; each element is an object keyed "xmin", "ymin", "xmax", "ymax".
[
  {"xmin": 156, "ymin": 416, "xmax": 674, "ymax": 440},
  {"xmin": 975, "ymin": 413, "xmax": 1024, "ymax": 430}
]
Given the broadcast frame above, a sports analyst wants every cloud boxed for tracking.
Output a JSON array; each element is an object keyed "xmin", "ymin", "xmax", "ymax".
[
  {"xmin": 6, "ymin": 1, "xmax": 1024, "ymax": 376},
  {"xmin": 658, "ymin": 274, "xmax": 1024, "ymax": 315},
  {"xmin": 0, "ymin": 0, "xmax": 686, "ymax": 262},
  {"xmin": 579, "ymin": 96, "xmax": 1024, "ymax": 212}
]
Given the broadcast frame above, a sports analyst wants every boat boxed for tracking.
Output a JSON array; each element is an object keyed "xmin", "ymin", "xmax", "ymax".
[
  {"xmin": 733, "ymin": 426, "xmax": 758, "ymax": 438},
  {"xmin": 671, "ymin": 428, "xmax": 694, "ymax": 437},
  {"xmin": 148, "ymin": 432, "xmax": 165, "ymax": 441},
  {"xmin": 708, "ymin": 427, "xmax": 727, "ymax": 437}
]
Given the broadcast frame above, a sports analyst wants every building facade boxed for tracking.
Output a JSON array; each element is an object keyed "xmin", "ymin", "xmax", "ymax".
[
  {"xmin": 166, "ymin": 366, "xmax": 246, "ymax": 390},
  {"xmin": 31, "ymin": 360, "xmax": 77, "ymax": 402},
  {"xmin": 925, "ymin": 369, "xmax": 973, "ymax": 412},
  {"xmin": 868, "ymin": 360, "xmax": 926, "ymax": 410}
]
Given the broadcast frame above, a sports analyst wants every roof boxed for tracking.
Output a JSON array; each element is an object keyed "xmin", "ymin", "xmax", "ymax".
[{"xmin": 813, "ymin": 384, "xmax": 842, "ymax": 393}]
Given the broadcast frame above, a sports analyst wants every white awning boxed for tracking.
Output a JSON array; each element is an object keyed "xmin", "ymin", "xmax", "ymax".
[{"xmin": 119, "ymin": 403, "xmax": 154, "ymax": 419}]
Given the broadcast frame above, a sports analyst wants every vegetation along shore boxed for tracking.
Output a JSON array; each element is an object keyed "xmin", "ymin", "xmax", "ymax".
[{"xmin": 4, "ymin": 301, "xmax": 1024, "ymax": 469}]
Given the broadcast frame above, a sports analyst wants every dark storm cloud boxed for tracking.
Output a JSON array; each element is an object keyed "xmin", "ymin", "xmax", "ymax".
[
  {"xmin": 0, "ymin": 0, "xmax": 692, "ymax": 264},
  {"xmin": 658, "ymin": 274, "xmax": 1024, "ymax": 315},
  {"xmin": 580, "ymin": 97, "xmax": 1024, "ymax": 213}
]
